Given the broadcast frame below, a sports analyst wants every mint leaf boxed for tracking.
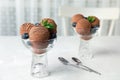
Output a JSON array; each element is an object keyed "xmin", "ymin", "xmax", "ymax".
[
  {"xmin": 41, "ymin": 20, "xmax": 54, "ymax": 29},
  {"xmin": 91, "ymin": 17, "xmax": 95, "ymax": 22},
  {"xmin": 42, "ymin": 20, "xmax": 48, "ymax": 26},
  {"xmin": 45, "ymin": 26, "xmax": 51, "ymax": 28},
  {"xmin": 87, "ymin": 16, "xmax": 95, "ymax": 22},
  {"xmin": 48, "ymin": 23, "xmax": 54, "ymax": 29}
]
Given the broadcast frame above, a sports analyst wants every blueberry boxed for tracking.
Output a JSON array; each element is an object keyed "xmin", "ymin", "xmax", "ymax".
[
  {"xmin": 22, "ymin": 33, "xmax": 29, "ymax": 39},
  {"xmin": 91, "ymin": 28, "xmax": 96, "ymax": 34},
  {"xmin": 94, "ymin": 25, "xmax": 99, "ymax": 28},
  {"xmin": 91, "ymin": 27, "xmax": 99, "ymax": 34},
  {"xmin": 72, "ymin": 22, "xmax": 77, "ymax": 27},
  {"xmin": 35, "ymin": 23, "xmax": 40, "ymax": 26},
  {"xmin": 50, "ymin": 33, "xmax": 57, "ymax": 39}
]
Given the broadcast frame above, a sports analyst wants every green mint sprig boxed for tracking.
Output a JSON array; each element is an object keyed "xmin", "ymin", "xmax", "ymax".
[
  {"xmin": 41, "ymin": 20, "xmax": 54, "ymax": 29},
  {"xmin": 87, "ymin": 16, "xmax": 95, "ymax": 23}
]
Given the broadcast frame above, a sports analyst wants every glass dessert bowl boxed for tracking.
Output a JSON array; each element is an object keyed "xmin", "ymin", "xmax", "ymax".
[
  {"xmin": 77, "ymin": 32, "xmax": 98, "ymax": 60},
  {"xmin": 20, "ymin": 18, "xmax": 57, "ymax": 78},
  {"xmin": 22, "ymin": 38, "xmax": 56, "ymax": 78},
  {"xmin": 71, "ymin": 14, "xmax": 100, "ymax": 61}
]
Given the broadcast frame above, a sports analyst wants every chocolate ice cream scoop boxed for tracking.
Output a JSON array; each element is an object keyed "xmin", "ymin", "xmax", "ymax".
[
  {"xmin": 20, "ymin": 23, "xmax": 34, "ymax": 35},
  {"xmin": 87, "ymin": 16, "xmax": 100, "ymax": 27},
  {"xmin": 40, "ymin": 18, "xmax": 57, "ymax": 34},
  {"xmin": 29, "ymin": 26, "xmax": 50, "ymax": 42},
  {"xmin": 71, "ymin": 14, "xmax": 84, "ymax": 27},
  {"xmin": 75, "ymin": 19, "xmax": 91, "ymax": 35},
  {"xmin": 29, "ymin": 26, "xmax": 50, "ymax": 54}
]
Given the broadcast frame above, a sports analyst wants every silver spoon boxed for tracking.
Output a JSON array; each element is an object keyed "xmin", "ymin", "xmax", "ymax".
[
  {"xmin": 72, "ymin": 57, "xmax": 101, "ymax": 75},
  {"xmin": 58, "ymin": 57, "xmax": 90, "ymax": 72}
]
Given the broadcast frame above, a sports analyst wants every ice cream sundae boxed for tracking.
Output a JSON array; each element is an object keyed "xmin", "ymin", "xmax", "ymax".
[
  {"xmin": 20, "ymin": 18, "xmax": 57, "ymax": 78},
  {"xmin": 71, "ymin": 14, "xmax": 100, "ymax": 40},
  {"xmin": 71, "ymin": 14, "xmax": 100, "ymax": 60},
  {"xmin": 20, "ymin": 18, "xmax": 57, "ymax": 54}
]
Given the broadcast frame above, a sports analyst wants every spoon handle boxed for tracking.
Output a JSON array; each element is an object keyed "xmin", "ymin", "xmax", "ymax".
[
  {"xmin": 80, "ymin": 64, "xmax": 101, "ymax": 75},
  {"xmin": 68, "ymin": 63, "xmax": 90, "ymax": 72},
  {"xmin": 72, "ymin": 57, "xmax": 101, "ymax": 75}
]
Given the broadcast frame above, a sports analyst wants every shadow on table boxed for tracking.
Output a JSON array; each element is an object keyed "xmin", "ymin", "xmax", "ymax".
[
  {"xmin": 93, "ymin": 47, "xmax": 119, "ymax": 58},
  {"xmin": 49, "ymin": 65, "xmax": 89, "ymax": 80}
]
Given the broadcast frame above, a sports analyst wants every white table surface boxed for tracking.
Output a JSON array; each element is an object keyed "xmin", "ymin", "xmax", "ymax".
[{"xmin": 0, "ymin": 36, "xmax": 120, "ymax": 80}]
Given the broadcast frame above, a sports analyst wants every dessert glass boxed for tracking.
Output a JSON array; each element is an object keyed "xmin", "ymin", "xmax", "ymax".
[
  {"xmin": 22, "ymin": 38, "xmax": 56, "ymax": 78},
  {"xmin": 76, "ymin": 28, "xmax": 99, "ymax": 61}
]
